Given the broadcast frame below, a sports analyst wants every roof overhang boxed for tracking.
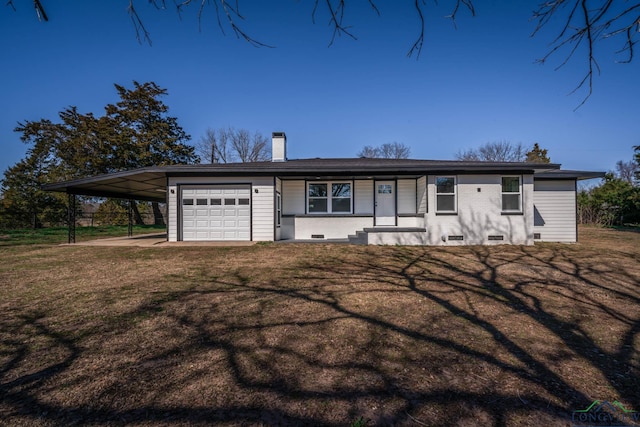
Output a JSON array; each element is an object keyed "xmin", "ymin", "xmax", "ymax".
[
  {"xmin": 533, "ymin": 170, "xmax": 606, "ymax": 180},
  {"xmin": 43, "ymin": 168, "xmax": 168, "ymax": 202},
  {"xmin": 42, "ymin": 160, "xmax": 605, "ymax": 201}
]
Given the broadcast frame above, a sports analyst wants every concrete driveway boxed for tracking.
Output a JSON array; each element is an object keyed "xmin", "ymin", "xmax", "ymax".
[{"xmin": 69, "ymin": 233, "xmax": 256, "ymax": 247}]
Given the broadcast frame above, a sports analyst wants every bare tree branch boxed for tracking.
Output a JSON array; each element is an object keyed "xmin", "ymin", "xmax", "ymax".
[
  {"xmin": 9, "ymin": 0, "xmax": 638, "ymax": 110},
  {"xmin": 533, "ymin": 0, "xmax": 640, "ymax": 109},
  {"xmin": 197, "ymin": 127, "xmax": 269, "ymax": 163},
  {"xmin": 407, "ymin": 0, "xmax": 425, "ymax": 58},
  {"xmin": 128, "ymin": 0, "xmax": 153, "ymax": 45},
  {"xmin": 456, "ymin": 141, "xmax": 526, "ymax": 162},
  {"xmin": 358, "ymin": 142, "xmax": 411, "ymax": 159},
  {"xmin": 407, "ymin": 0, "xmax": 475, "ymax": 58},
  {"xmin": 34, "ymin": 0, "xmax": 47, "ymax": 21}
]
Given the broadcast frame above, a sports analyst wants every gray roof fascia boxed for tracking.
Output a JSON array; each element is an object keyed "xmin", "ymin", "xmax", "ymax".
[{"xmin": 533, "ymin": 170, "xmax": 606, "ymax": 180}]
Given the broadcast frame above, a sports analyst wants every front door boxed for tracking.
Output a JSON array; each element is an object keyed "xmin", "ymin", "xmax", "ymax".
[{"xmin": 375, "ymin": 181, "xmax": 396, "ymax": 226}]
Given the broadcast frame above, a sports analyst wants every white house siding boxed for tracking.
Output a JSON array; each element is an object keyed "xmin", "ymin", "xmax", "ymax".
[
  {"xmin": 354, "ymin": 180, "xmax": 374, "ymax": 214},
  {"xmin": 282, "ymin": 180, "xmax": 305, "ymax": 215},
  {"xmin": 167, "ymin": 184, "xmax": 178, "ymax": 242},
  {"xmin": 280, "ymin": 178, "xmax": 375, "ymax": 239},
  {"xmin": 249, "ymin": 180, "xmax": 273, "ymax": 242},
  {"xmin": 397, "ymin": 179, "xmax": 417, "ymax": 214},
  {"xmin": 417, "ymin": 176, "xmax": 427, "ymax": 214},
  {"xmin": 533, "ymin": 179, "xmax": 577, "ymax": 242},
  {"xmin": 425, "ymin": 174, "xmax": 534, "ymax": 245},
  {"xmin": 167, "ymin": 176, "xmax": 274, "ymax": 242},
  {"xmin": 275, "ymin": 177, "xmax": 282, "ymax": 241}
]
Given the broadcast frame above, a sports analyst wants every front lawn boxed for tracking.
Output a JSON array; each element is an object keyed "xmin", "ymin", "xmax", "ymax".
[
  {"xmin": 0, "ymin": 224, "xmax": 166, "ymax": 246},
  {"xmin": 0, "ymin": 226, "xmax": 638, "ymax": 426}
]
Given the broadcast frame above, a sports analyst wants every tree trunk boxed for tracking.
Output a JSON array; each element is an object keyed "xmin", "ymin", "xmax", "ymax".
[
  {"xmin": 130, "ymin": 201, "xmax": 145, "ymax": 225},
  {"xmin": 151, "ymin": 202, "xmax": 165, "ymax": 225}
]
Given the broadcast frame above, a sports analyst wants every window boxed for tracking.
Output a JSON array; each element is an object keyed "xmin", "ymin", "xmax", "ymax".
[
  {"xmin": 502, "ymin": 176, "xmax": 521, "ymax": 212},
  {"xmin": 378, "ymin": 184, "xmax": 392, "ymax": 194},
  {"xmin": 196, "ymin": 199, "xmax": 207, "ymax": 205},
  {"xmin": 238, "ymin": 198, "xmax": 250, "ymax": 205},
  {"xmin": 276, "ymin": 192, "xmax": 282, "ymax": 227},
  {"xmin": 183, "ymin": 199, "xmax": 194, "ymax": 205},
  {"xmin": 436, "ymin": 176, "xmax": 456, "ymax": 213},
  {"xmin": 308, "ymin": 183, "xmax": 327, "ymax": 213},
  {"xmin": 224, "ymin": 198, "xmax": 236, "ymax": 205},
  {"xmin": 307, "ymin": 182, "xmax": 352, "ymax": 214},
  {"xmin": 210, "ymin": 198, "xmax": 222, "ymax": 205}
]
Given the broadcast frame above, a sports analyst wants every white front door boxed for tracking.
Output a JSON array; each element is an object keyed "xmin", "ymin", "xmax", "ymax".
[{"xmin": 375, "ymin": 181, "xmax": 396, "ymax": 226}]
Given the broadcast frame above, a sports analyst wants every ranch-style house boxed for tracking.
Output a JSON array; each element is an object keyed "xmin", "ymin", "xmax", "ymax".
[{"xmin": 44, "ymin": 132, "xmax": 604, "ymax": 245}]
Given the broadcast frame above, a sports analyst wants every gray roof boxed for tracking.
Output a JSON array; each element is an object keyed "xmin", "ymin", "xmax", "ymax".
[{"xmin": 42, "ymin": 158, "xmax": 604, "ymax": 202}]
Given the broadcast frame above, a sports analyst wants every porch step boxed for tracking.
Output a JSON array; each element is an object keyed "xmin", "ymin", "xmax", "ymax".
[{"xmin": 347, "ymin": 230, "xmax": 368, "ymax": 245}]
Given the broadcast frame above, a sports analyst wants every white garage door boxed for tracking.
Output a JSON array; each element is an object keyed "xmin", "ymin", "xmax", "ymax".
[{"xmin": 181, "ymin": 186, "xmax": 251, "ymax": 241}]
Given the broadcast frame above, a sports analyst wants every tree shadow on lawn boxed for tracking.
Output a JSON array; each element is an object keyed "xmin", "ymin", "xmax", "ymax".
[{"xmin": 0, "ymin": 241, "xmax": 639, "ymax": 426}]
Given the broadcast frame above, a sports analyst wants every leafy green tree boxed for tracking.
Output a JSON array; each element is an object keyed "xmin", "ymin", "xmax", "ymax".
[
  {"xmin": 578, "ymin": 173, "xmax": 640, "ymax": 226},
  {"xmin": 525, "ymin": 143, "xmax": 551, "ymax": 163},
  {"xmin": 1, "ymin": 81, "xmax": 197, "ymax": 228},
  {"xmin": 0, "ymin": 158, "xmax": 67, "ymax": 229},
  {"xmin": 105, "ymin": 82, "xmax": 196, "ymax": 168},
  {"xmin": 635, "ymin": 145, "xmax": 640, "ymax": 183}
]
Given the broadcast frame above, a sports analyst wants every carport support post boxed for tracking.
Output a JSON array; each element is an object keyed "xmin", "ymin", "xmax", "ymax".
[
  {"xmin": 67, "ymin": 193, "xmax": 76, "ymax": 244},
  {"xmin": 128, "ymin": 199, "xmax": 133, "ymax": 238}
]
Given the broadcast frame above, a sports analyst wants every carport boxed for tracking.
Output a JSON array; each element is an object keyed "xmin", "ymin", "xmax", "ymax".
[{"xmin": 43, "ymin": 168, "xmax": 168, "ymax": 243}]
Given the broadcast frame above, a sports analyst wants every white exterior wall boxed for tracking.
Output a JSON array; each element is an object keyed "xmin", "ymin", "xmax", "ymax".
[
  {"xmin": 354, "ymin": 180, "xmax": 374, "ymax": 214},
  {"xmin": 397, "ymin": 179, "xmax": 417, "ymax": 214},
  {"xmin": 533, "ymin": 180, "xmax": 577, "ymax": 242},
  {"xmin": 294, "ymin": 216, "xmax": 374, "ymax": 239},
  {"xmin": 367, "ymin": 231, "xmax": 428, "ymax": 245},
  {"xmin": 167, "ymin": 176, "xmax": 274, "ymax": 242},
  {"xmin": 275, "ymin": 178, "xmax": 282, "ymax": 241},
  {"xmin": 417, "ymin": 176, "xmax": 427, "ymax": 214},
  {"xmin": 397, "ymin": 216, "xmax": 425, "ymax": 228},
  {"xmin": 425, "ymin": 174, "xmax": 534, "ymax": 245},
  {"xmin": 167, "ymin": 183, "xmax": 178, "ymax": 242},
  {"xmin": 282, "ymin": 180, "xmax": 305, "ymax": 215}
]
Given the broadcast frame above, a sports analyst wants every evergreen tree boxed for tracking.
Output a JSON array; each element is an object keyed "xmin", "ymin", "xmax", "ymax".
[
  {"xmin": 634, "ymin": 145, "xmax": 640, "ymax": 183},
  {"xmin": 1, "ymin": 81, "xmax": 197, "ymax": 228},
  {"xmin": 525, "ymin": 143, "xmax": 551, "ymax": 163}
]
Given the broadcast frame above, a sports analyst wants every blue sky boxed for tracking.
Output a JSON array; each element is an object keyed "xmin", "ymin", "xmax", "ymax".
[{"xmin": 1, "ymin": 1, "xmax": 638, "ymax": 178}]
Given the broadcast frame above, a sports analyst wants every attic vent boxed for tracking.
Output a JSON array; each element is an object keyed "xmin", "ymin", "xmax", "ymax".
[
  {"xmin": 311, "ymin": 234, "xmax": 325, "ymax": 239},
  {"xmin": 448, "ymin": 235, "xmax": 464, "ymax": 241},
  {"xmin": 534, "ymin": 233, "xmax": 541, "ymax": 240},
  {"xmin": 488, "ymin": 235, "xmax": 504, "ymax": 241}
]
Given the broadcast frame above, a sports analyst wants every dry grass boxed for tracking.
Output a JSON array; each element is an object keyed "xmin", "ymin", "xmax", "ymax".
[{"xmin": 0, "ymin": 226, "xmax": 639, "ymax": 426}]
